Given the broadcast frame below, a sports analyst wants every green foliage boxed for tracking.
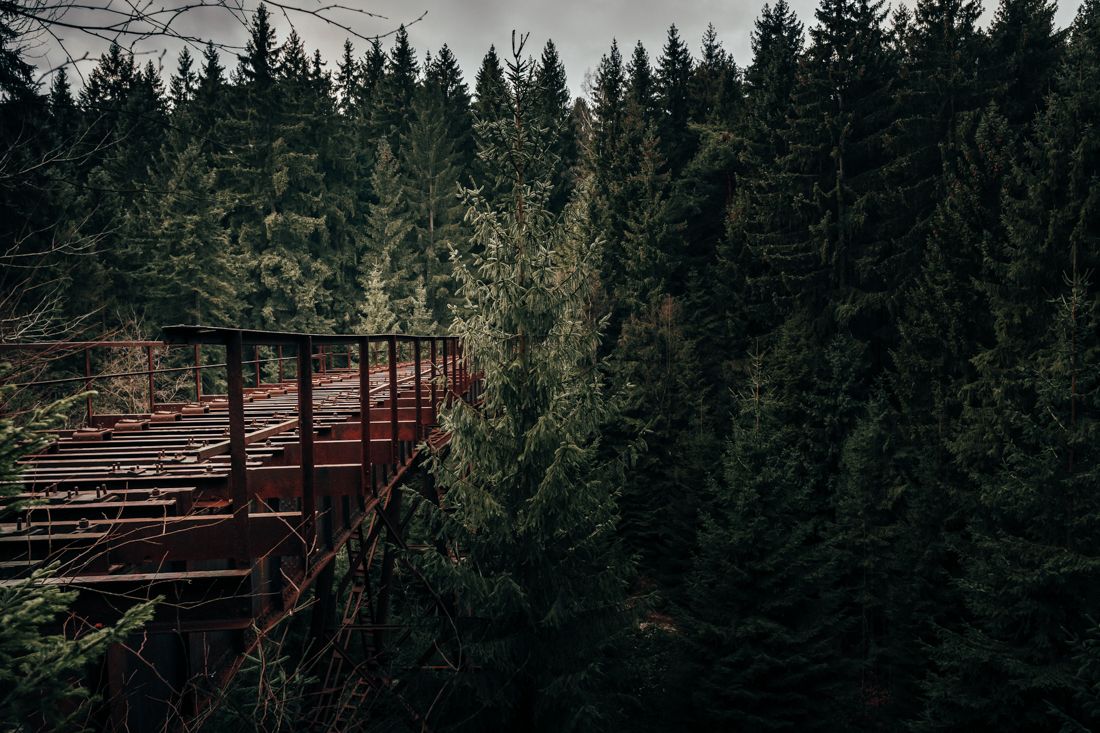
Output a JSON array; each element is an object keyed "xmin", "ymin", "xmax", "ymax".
[
  {"xmin": 3, "ymin": 1, "xmax": 1100, "ymax": 729},
  {"xmin": 682, "ymin": 331, "xmax": 861, "ymax": 730},
  {"xmin": 0, "ymin": 380, "xmax": 156, "ymax": 731},
  {"xmin": 418, "ymin": 43, "xmax": 631, "ymax": 732}
]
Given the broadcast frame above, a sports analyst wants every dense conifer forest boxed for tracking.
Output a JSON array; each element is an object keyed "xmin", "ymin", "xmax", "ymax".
[{"xmin": 2, "ymin": 0, "xmax": 1100, "ymax": 729}]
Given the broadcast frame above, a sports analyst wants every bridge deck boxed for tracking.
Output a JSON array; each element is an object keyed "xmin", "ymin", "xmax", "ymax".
[{"xmin": 0, "ymin": 329, "xmax": 476, "ymax": 729}]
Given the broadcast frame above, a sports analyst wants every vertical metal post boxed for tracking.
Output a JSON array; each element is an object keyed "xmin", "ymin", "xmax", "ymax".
[
  {"xmin": 84, "ymin": 347, "xmax": 93, "ymax": 424},
  {"xmin": 430, "ymin": 339, "xmax": 438, "ymax": 422},
  {"xmin": 452, "ymin": 339, "xmax": 459, "ymax": 396},
  {"xmin": 388, "ymin": 335, "xmax": 399, "ymax": 467},
  {"xmin": 193, "ymin": 345, "xmax": 202, "ymax": 402},
  {"xmin": 377, "ymin": 338, "xmax": 402, "ymax": 650},
  {"xmin": 441, "ymin": 338, "xmax": 449, "ymax": 405},
  {"xmin": 226, "ymin": 332, "xmax": 251, "ymax": 561},
  {"xmin": 319, "ymin": 344, "xmax": 326, "ymax": 375},
  {"xmin": 414, "ymin": 339, "xmax": 423, "ymax": 442},
  {"xmin": 146, "ymin": 345, "xmax": 156, "ymax": 413},
  {"xmin": 298, "ymin": 336, "xmax": 316, "ymax": 552},
  {"xmin": 277, "ymin": 345, "xmax": 284, "ymax": 383},
  {"xmin": 253, "ymin": 346, "xmax": 261, "ymax": 388},
  {"xmin": 359, "ymin": 337, "xmax": 373, "ymax": 496}
]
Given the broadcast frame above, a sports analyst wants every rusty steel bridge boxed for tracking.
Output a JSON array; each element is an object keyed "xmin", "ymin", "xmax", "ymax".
[{"xmin": 0, "ymin": 326, "xmax": 479, "ymax": 731}]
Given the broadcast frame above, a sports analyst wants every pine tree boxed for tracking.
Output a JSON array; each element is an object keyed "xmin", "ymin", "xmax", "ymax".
[
  {"xmin": 359, "ymin": 138, "xmax": 413, "ymax": 302},
  {"xmin": 418, "ymin": 41, "xmax": 630, "ymax": 731},
  {"xmin": 588, "ymin": 41, "xmax": 630, "ymax": 306},
  {"xmin": 144, "ymin": 141, "xmax": 248, "ymax": 326},
  {"xmin": 691, "ymin": 23, "xmax": 741, "ymax": 126},
  {"xmin": 886, "ymin": 0, "xmax": 986, "ymax": 305},
  {"xmin": 884, "ymin": 106, "xmax": 1015, "ymax": 723},
  {"xmin": 335, "ymin": 39, "xmax": 361, "ymax": 117},
  {"xmin": 404, "ymin": 278, "xmax": 438, "ymax": 334},
  {"xmin": 682, "ymin": 325, "xmax": 862, "ymax": 730},
  {"xmin": 777, "ymin": 0, "xmax": 897, "ymax": 353},
  {"xmin": 191, "ymin": 43, "xmax": 226, "ymax": 137},
  {"xmin": 168, "ymin": 46, "xmax": 197, "ymax": 109},
  {"xmin": 427, "ymin": 43, "xmax": 475, "ymax": 169},
  {"xmin": 985, "ymin": 0, "xmax": 1065, "ymax": 134},
  {"xmin": 921, "ymin": 3, "xmax": 1100, "ymax": 726},
  {"xmin": 373, "ymin": 26, "xmax": 419, "ymax": 140},
  {"xmin": 77, "ymin": 48, "xmax": 168, "ymax": 325},
  {"xmin": 655, "ymin": 25, "xmax": 695, "ymax": 172},
  {"xmin": 400, "ymin": 92, "xmax": 465, "ymax": 323},
  {"xmin": 357, "ymin": 262, "xmax": 399, "ymax": 333},
  {"xmin": 626, "ymin": 41, "xmax": 658, "ymax": 126},
  {"xmin": 47, "ymin": 67, "xmax": 78, "ymax": 138},
  {"xmin": 532, "ymin": 39, "xmax": 576, "ymax": 212},
  {"xmin": 472, "ymin": 45, "xmax": 510, "ymax": 203},
  {"xmin": 719, "ymin": 0, "xmax": 804, "ymax": 345}
]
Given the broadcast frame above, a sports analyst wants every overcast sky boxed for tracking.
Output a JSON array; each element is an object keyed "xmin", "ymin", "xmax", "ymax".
[{"xmin": 30, "ymin": 0, "xmax": 1084, "ymax": 100}]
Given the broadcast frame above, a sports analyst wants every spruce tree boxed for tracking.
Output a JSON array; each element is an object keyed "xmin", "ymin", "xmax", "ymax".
[
  {"xmin": 655, "ymin": 25, "xmax": 695, "ymax": 173},
  {"xmin": 401, "ymin": 87, "xmax": 465, "ymax": 323},
  {"xmin": 761, "ymin": 0, "xmax": 897, "ymax": 347},
  {"xmin": 985, "ymin": 0, "xmax": 1065, "ymax": 134},
  {"xmin": 472, "ymin": 45, "xmax": 511, "ymax": 203},
  {"xmin": 418, "ymin": 41, "xmax": 630, "ymax": 731},
  {"xmin": 357, "ymin": 263, "xmax": 399, "ymax": 333},
  {"xmin": 144, "ymin": 140, "xmax": 249, "ymax": 326},
  {"xmin": 922, "ymin": 3, "xmax": 1100, "ymax": 726},
  {"xmin": 691, "ymin": 23, "xmax": 741, "ymax": 126},
  {"xmin": 682, "ymin": 324, "xmax": 862, "ymax": 730},
  {"xmin": 719, "ymin": 0, "xmax": 804, "ymax": 345},
  {"xmin": 168, "ymin": 47, "xmax": 197, "ymax": 109},
  {"xmin": 532, "ymin": 40, "xmax": 576, "ymax": 212},
  {"xmin": 887, "ymin": 0, "xmax": 986, "ymax": 304},
  {"xmin": 359, "ymin": 138, "xmax": 413, "ymax": 303},
  {"xmin": 191, "ymin": 43, "xmax": 227, "ymax": 138},
  {"xmin": 426, "ymin": 44, "xmax": 475, "ymax": 168},
  {"xmin": 626, "ymin": 41, "xmax": 658, "ymax": 126},
  {"xmin": 373, "ymin": 26, "xmax": 419, "ymax": 140}
]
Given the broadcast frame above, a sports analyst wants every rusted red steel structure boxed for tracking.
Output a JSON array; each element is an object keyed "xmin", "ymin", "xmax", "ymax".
[{"xmin": 0, "ymin": 325, "xmax": 477, "ymax": 730}]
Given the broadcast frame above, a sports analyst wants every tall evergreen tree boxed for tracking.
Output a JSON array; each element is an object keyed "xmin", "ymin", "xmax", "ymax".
[
  {"xmin": 626, "ymin": 41, "xmax": 658, "ymax": 126},
  {"xmin": 419, "ymin": 42, "xmax": 630, "ymax": 732},
  {"xmin": 886, "ymin": 0, "xmax": 986, "ymax": 304},
  {"xmin": 985, "ymin": 0, "xmax": 1065, "ymax": 133},
  {"xmin": 691, "ymin": 23, "xmax": 741, "ymax": 126},
  {"xmin": 373, "ymin": 26, "xmax": 418, "ymax": 140},
  {"xmin": 682, "ymin": 325, "xmax": 863, "ymax": 730},
  {"xmin": 923, "ymin": 3, "xmax": 1100, "ymax": 726},
  {"xmin": 532, "ymin": 39, "xmax": 576, "ymax": 212},
  {"xmin": 719, "ymin": 0, "xmax": 804, "ymax": 346},
  {"xmin": 472, "ymin": 45, "xmax": 511, "ymax": 203},
  {"xmin": 655, "ymin": 25, "xmax": 695, "ymax": 172},
  {"xmin": 358, "ymin": 138, "xmax": 413, "ymax": 310},
  {"xmin": 426, "ymin": 43, "xmax": 475, "ymax": 168},
  {"xmin": 401, "ymin": 87, "xmax": 465, "ymax": 321},
  {"xmin": 168, "ymin": 47, "xmax": 197, "ymax": 109}
]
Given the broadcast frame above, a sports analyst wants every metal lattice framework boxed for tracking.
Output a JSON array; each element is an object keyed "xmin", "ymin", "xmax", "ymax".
[{"xmin": 0, "ymin": 325, "xmax": 480, "ymax": 731}]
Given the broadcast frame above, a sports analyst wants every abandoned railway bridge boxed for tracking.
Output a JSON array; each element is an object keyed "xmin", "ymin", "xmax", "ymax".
[{"xmin": 0, "ymin": 325, "xmax": 479, "ymax": 731}]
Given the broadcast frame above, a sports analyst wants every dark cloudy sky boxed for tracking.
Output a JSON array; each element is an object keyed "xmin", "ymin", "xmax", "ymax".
[{"xmin": 31, "ymin": 0, "xmax": 1083, "ymax": 98}]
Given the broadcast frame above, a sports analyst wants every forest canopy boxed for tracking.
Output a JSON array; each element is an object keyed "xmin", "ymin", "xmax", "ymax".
[{"xmin": 1, "ymin": 0, "xmax": 1099, "ymax": 729}]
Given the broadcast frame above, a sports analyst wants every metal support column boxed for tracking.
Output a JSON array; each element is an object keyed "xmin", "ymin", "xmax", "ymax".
[
  {"xmin": 146, "ymin": 345, "xmax": 156, "ymax": 413},
  {"xmin": 414, "ymin": 339, "xmax": 423, "ymax": 443},
  {"xmin": 226, "ymin": 332, "xmax": 251, "ymax": 561},
  {"xmin": 359, "ymin": 337, "xmax": 373, "ymax": 496},
  {"xmin": 298, "ymin": 336, "xmax": 316, "ymax": 554}
]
